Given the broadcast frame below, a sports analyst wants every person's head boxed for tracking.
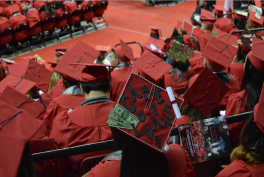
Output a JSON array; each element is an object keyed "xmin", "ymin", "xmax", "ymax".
[
  {"xmin": 201, "ymin": 22, "xmax": 213, "ymax": 33},
  {"xmin": 230, "ymin": 114, "xmax": 264, "ymax": 164},
  {"xmin": 111, "ymin": 127, "xmax": 170, "ymax": 177},
  {"xmin": 109, "ymin": 50, "xmax": 126, "ymax": 66},
  {"xmin": 61, "ymin": 75, "xmax": 79, "ymax": 89},
  {"xmin": 43, "ymin": 4, "xmax": 56, "ymax": 17},
  {"xmin": 21, "ymin": 4, "xmax": 30, "ymax": 11},
  {"xmin": 212, "ymin": 11, "xmax": 222, "ymax": 20},
  {"xmin": 233, "ymin": 17, "xmax": 247, "ymax": 30},
  {"xmin": 199, "ymin": 0, "xmax": 208, "ymax": 8},
  {"xmin": 80, "ymin": 79, "xmax": 111, "ymax": 98},
  {"xmin": 48, "ymin": 72, "xmax": 62, "ymax": 92},
  {"xmin": 203, "ymin": 57, "xmax": 225, "ymax": 72}
]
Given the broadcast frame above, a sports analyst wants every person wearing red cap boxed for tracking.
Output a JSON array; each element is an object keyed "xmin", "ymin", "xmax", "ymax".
[
  {"xmin": 0, "ymin": 8, "xmax": 12, "ymax": 47},
  {"xmin": 191, "ymin": 0, "xmax": 213, "ymax": 25},
  {"xmin": 229, "ymin": 11, "xmax": 247, "ymax": 39},
  {"xmin": 50, "ymin": 64, "xmax": 116, "ymax": 177},
  {"xmin": 149, "ymin": 26, "xmax": 162, "ymax": 39},
  {"xmin": 246, "ymin": 10, "xmax": 264, "ymax": 36},
  {"xmin": 214, "ymin": 17, "xmax": 233, "ymax": 34},
  {"xmin": 110, "ymin": 39, "xmax": 139, "ymax": 102},
  {"xmin": 63, "ymin": 0, "xmax": 78, "ymax": 14},
  {"xmin": 226, "ymin": 37, "xmax": 264, "ymax": 147},
  {"xmin": 212, "ymin": 5, "xmax": 225, "ymax": 20},
  {"xmin": 216, "ymin": 84, "xmax": 264, "ymax": 177}
]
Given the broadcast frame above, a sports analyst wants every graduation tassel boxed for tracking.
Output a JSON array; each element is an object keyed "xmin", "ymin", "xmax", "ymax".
[
  {"xmin": 36, "ymin": 75, "xmax": 48, "ymax": 108},
  {"xmin": 16, "ymin": 98, "xmax": 33, "ymax": 108},
  {"xmin": 0, "ymin": 111, "xmax": 23, "ymax": 130}
]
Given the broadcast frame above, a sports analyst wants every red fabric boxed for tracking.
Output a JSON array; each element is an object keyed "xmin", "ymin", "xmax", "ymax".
[
  {"xmin": 0, "ymin": 1, "xmax": 9, "ymax": 8},
  {"xmin": 27, "ymin": 8, "xmax": 41, "ymax": 36},
  {"xmin": 81, "ymin": 1, "xmax": 93, "ymax": 10},
  {"xmin": 33, "ymin": 1, "xmax": 46, "ymax": 10},
  {"xmin": 189, "ymin": 52, "xmax": 204, "ymax": 75},
  {"xmin": 0, "ymin": 17, "xmax": 12, "ymax": 45},
  {"xmin": 164, "ymin": 68, "xmax": 193, "ymax": 95},
  {"xmin": 55, "ymin": 9, "xmax": 67, "ymax": 28},
  {"xmin": 198, "ymin": 30, "xmax": 211, "ymax": 53},
  {"xmin": 64, "ymin": 1, "xmax": 78, "ymax": 14},
  {"xmin": 214, "ymin": 17, "xmax": 233, "ymax": 33},
  {"xmin": 225, "ymin": 63, "xmax": 244, "ymax": 88},
  {"xmin": 110, "ymin": 66, "xmax": 139, "ymax": 102},
  {"xmin": 9, "ymin": 14, "xmax": 28, "ymax": 41},
  {"xmin": 50, "ymin": 101, "xmax": 115, "ymax": 177},
  {"xmin": 87, "ymin": 144, "xmax": 195, "ymax": 177},
  {"xmin": 225, "ymin": 90, "xmax": 248, "ymax": 147},
  {"xmin": 229, "ymin": 28, "xmax": 241, "ymax": 39},
  {"xmin": 174, "ymin": 115, "xmax": 190, "ymax": 127},
  {"xmin": 219, "ymin": 74, "xmax": 240, "ymax": 110},
  {"xmin": 40, "ymin": 12, "xmax": 56, "ymax": 31},
  {"xmin": 216, "ymin": 160, "xmax": 264, "ymax": 177},
  {"xmin": 81, "ymin": 1, "xmax": 94, "ymax": 22},
  {"xmin": 43, "ymin": 94, "xmax": 85, "ymax": 129},
  {"xmin": 3, "ymin": 4, "xmax": 21, "ymax": 19},
  {"xmin": 48, "ymin": 78, "xmax": 65, "ymax": 99},
  {"xmin": 256, "ymin": 30, "xmax": 264, "ymax": 37}
]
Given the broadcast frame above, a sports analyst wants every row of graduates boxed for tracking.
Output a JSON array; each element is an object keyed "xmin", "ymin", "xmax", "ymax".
[
  {"xmin": 1, "ymin": 15, "xmax": 264, "ymax": 177},
  {"xmin": 0, "ymin": 0, "xmax": 103, "ymax": 45}
]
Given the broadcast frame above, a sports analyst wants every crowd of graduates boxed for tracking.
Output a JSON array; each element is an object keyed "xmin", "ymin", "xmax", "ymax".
[{"xmin": 1, "ymin": 0, "xmax": 264, "ymax": 177}]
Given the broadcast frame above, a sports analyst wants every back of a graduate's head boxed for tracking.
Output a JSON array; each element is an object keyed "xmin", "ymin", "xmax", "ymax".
[
  {"xmin": 203, "ymin": 57, "xmax": 225, "ymax": 72},
  {"xmin": 110, "ymin": 127, "xmax": 170, "ymax": 177},
  {"xmin": 201, "ymin": 23, "xmax": 213, "ymax": 33},
  {"xmin": 80, "ymin": 79, "xmax": 111, "ymax": 95},
  {"xmin": 62, "ymin": 75, "xmax": 79, "ymax": 89},
  {"xmin": 48, "ymin": 72, "xmax": 62, "ymax": 92},
  {"xmin": 233, "ymin": 17, "xmax": 247, "ymax": 30}
]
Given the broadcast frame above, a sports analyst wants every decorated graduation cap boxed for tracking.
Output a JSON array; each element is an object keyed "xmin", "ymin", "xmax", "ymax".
[
  {"xmin": 0, "ymin": 86, "xmax": 45, "ymax": 119},
  {"xmin": 54, "ymin": 48, "xmax": 67, "ymax": 56},
  {"xmin": 95, "ymin": 45, "xmax": 111, "ymax": 56},
  {"xmin": 71, "ymin": 41, "xmax": 100, "ymax": 63},
  {"xmin": 200, "ymin": 9, "xmax": 215, "ymax": 26},
  {"xmin": 213, "ymin": 17, "xmax": 233, "ymax": 33},
  {"xmin": 213, "ymin": 27, "xmax": 238, "ymax": 46},
  {"xmin": 254, "ymin": 83, "xmax": 264, "ymax": 133},
  {"xmin": 167, "ymin": 40, "xmax": 193, "ymax": 64},
  {"xmin": 9, "ymin": 59, "xmax": 52, "ymax": 93},
  {"xmin": 237, "ymin": 29, "xmax": 262, "ymax": 53},
  {"xmin": 203, "ymin": 36, "xmax": 238, "ymax": 68},
  {"xmin": 108, "ymin": 72, "xmax": 184, "ymax": 153},
  {"xmin": 113, "ymin": 39, "xmax": 135, "ymax": 63},
  {"xmin": 144, "ymin": 37, "xmax": 165, "ymax": 55},
  {"xmin": 235, "ymin": 11, "xmax": 248, "ymax": 20},
  {"xmin": 184, "ymin": 67, "xmax": 229, "ymax": 118},
  {"xmin": 148, "ymin": 26, "xmax": 162, "ymax": 38},
  {"xmin": 248, "ymin": 10, "xmax": 264, "ymax": 28},
  {"xmin": 0, "ymin": 74, "xmax": 35, "ymax": 95},
  {"xmin": 248, "ymin": 37, "xmax": 264, "ymax": 74},
  {"xmin": 213, "ymin": 5, "xmax": 226, "ymax": 16},
  {"xmin": 55, "ymin": 50, "xmax": 97, "ymax": 81}
]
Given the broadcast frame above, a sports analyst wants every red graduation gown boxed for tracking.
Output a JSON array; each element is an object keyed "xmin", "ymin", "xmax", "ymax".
[
  {"xmin": 164, "ymin": 68, "xmax": 193, "ymax": 95},
  {"xmin": 86, "ymin": 144, "xmax": 195, "ymax": 177},
  {"xmin": 213, "ymin": 17, "xmax": 233, "ymax": 33},
  {"xmin": 216, "ymin": 160, "xmax": 264, "ymax": 177},
  {"xmin": 225, "ymin": 63, "xmax": 244, "ymax": 89},
  {"xmin": 81, "ymin": 1, "xmax": 94, "ymax": 21},
  {"xmin": 9, "ymin": 14, "xmax": 28, "ymax": 41},
  {"xmin": 198, "ymin": 30, "xmax": 211, "ymax": 53},
  {"xmin": 110, "ymin": 66, "xmax": 139, "ymax": 102},
  {"xmin": 0, "ymin": 17, "xmax": 12, "ymax": 45},
  {"xmin": 3, "ymin": 4, "xmax": 21, "ymax": 19},
  {"xmin": 43, "ymin": 94, "xmax": 85, "ymax": 129},
  {"xmin": 27, "ymin": 8, "xmax": 41, "ymax": 36},
  {"xmin": 48, "ymin": 78, "xmax": 65, "ymax": 99},
  {"xmin": 63, "ymin": 1, "xmax": 78, "ymax": 14},
  {"xmin": 229, "ymin": 28, "xmax": 241, "ymax": 39},
  {"xmin": 55, "ymin": 8, "xmax": 67, "ymax": 28},
  {"xmin": 50, "ymin": 101, "xmax": 115, "ymax": 177},
  {"xmin": 33, "ymin": 0, "xmax": 47, "ymax": 10},
  {"xmin": 189, "ymin": 51, "xmax": 204, "ymax": 75}
]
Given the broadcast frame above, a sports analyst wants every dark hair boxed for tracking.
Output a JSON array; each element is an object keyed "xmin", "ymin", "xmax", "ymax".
[
  {"xmin": 17, "ymin": 142, "xmax": 35, "ymax": 177},
  {"xmin": 61, "ymin": 75, "xmax": 79, "ymax": 89},
  {"xmin": 236, "ymin": 46, "xmax": 248, "ymax": 62},
  {"xmin": 150, "ymin": 33, "xmax": 159, "ymax": 39},
  {"xmin": 80, "ymin": 79, "xmax": 110, "ymax": 94},
  {"xmin": 241, "ymin": 57, "xmax": 264, "ymax": 111},
  {"xmin": 231, "ymin": 114, "xmax": 264, "ymax": 164},
  {"xmin": 233, "ymin": 17, "xmax": 246, "ymax": 30},
  {"xmin": 43, "ymin": 4, "xmax": 56, "ymax": 17},
  {"xmin": 0, "ymin": 65, "xmax": 6, "ymax": 81},
  {"xmin": 167, "ymin": 59, "xmax": 190, "ymax": 84},
  {"xmin": 111, "ymin": 128, "xmax": 170, "ymax": 177}
]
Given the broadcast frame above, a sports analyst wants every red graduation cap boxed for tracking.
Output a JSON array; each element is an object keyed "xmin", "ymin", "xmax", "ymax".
[
  {"xmin": 253, "ymin": 82, "xmax": 264, "ymax": 133},
  {"xmin": 113, "ymin": 39, "xmax": 135, "ymax": 63},
  {"xmin": 213, "ymin": 17, "xmax": 233, "ymax": 33},
  {"xmin": 213, "ymin": 5, "xmax": 226, "ymax": 16},
  {"xmin": 4, "ymin": 4, "xmax": 20, "ymax": 18},
  {"xmin": 148, "ymin": 26, "xmax": 161, "ymax": 34},
  {"xmin": 213, "ymin": 27, "xmax": 238, "ymax": 46},
  {"xmin": 109, "ymin": 73, "xmax": 183, "ymax": 153},
  {"xmin": 182, "ymin": 20, "xmax": 193, "ymax": 35},
  {"xmin": 202, "ymin": 36, "xmax": 238, "ymax": 68},
  {"xmin": 144, "ymin": 37, "xmax": 165, "ymax": 55},
  {"xmin": 54, "ymin": 48, "xmax": 67, "ymax": 55},
  {"xmin": 0, "ymin": 74, "xmax": 35, "ymax": 95},
  {"xmin": 47, "ymin": 61, "xmax": 57, "ymax": 72},
  {"xmin": 9, "ymin": 59, "xmax": 52, "ymax": 93},
  {"xmin": 248, "ymin": 11, "xmax": 264, "ymax": 28},
  {"xmin": 235, "ymin": 11, "xmax": 248, "ymax": 20},
  {"xmin": 0, "ymin": 86, "xmax": 45, "ymax": 119},
  {"xmin": 71, "ymin": 41, "xmax": 100, "ymax": 63},
  {"xmin": 248, "ymin": 37, "xmax": 264, "ymax": 74},
  {"xmin": 184, "ymin": 67, "xmax": 229, "ymax": 118},
  {"xmin": 95, "ymin": 45, "xmax": 111, "ymax": 56},
  {"xmin": 54, "ymin": 50, "xmax": 95, "ymax": 81},
  {"xmin": 238, "ymin": 29, "xmax": 262, "ymax": 53},
  {"xmin": 201, "ymin": 8, "xmax": 213, "ymax": 19},
  {"xmin": 201, "ymin": 9, "xmax": 215, "ymax": 26}
]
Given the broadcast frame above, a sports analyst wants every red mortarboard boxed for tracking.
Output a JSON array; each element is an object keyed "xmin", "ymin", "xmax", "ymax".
[
  {"xmin": 71, "ymin": 41, "xmax": 100, "ymax": 63},
  {"xmin": 0, "ymin": 86, "xmax": 45, "ymax": 119},
  {"xmin": 9, "ymin": 59, "xmax": 52, "ymax": 92},
  {"xmin": 213, "ymin": 17, "xmax": 233, "ymax": 33},
  {"xmin": 109, "ymin": 73, "xmax": 183, "ymax": 153},
  {"xmin": 54, "ymin": 50, "xmax": 96, "ymax": 81},
  {"xmin": 133, "ymin": 50, "xmax": 172, "ymax": 84},
  {"xmin": 238, "ymin": 29, "xmax": 262, "ymax": 53},
  {"xmin": 213, "ymin": 27, "xmax": 238, "ymax": 46},
  {"xmin": 72, "ymin": 63, "xmax": 119, "ymax": 82},
  {"xmin": 213, "ymin": 5, "xmax": 226, "ymax": 16},
  {"xmin": 235, "ymin": 11, "xmax": 248, "ymax": 20},
  {"xmin": 144, "ymin": 37, "xmax": 165, "ymax": 55},
  {"xmin": 95, "ymin": 45, "xmax": 111, "ymax": 56},
  {"xmin": 113, "ymin": 39, "xmax": 135, "ymax": 63},
  {"xmin": 148, "ymin": 26, "xmax": 162, "ymax": 35},
  {"xmin": 201, "ymin": 9, "xmax": 215, "ymax": 26},
  {"xmin": 47, "ymin": 61, "xmax": 57, "ymax": 72},
  {"xmin": 248, "ymin": 11, "xmax": 264, "ymax": 28},
  {"xmin": 54, "ymin": 48, "xmax": 67, "ymax": 55},
  {"xmin": 203, "ymin": 37, "xmax": 238, "ymax": 68},
  {"xmin": 0, "ymin": 134, "xmax": 28, "ymax": 177},
  {"xmin": 182, "ymin": 20, "xmax": 193, "ymax": 35},
  {"xmin": 248, "ymin": 37, "xmax": 264, "ymax": 74},
  {"xmin": 253, "ymin": 83, "xmax": 264, "ymax": 133},
  {"xmin": 184, "ymin": 67, "xmax": 229, "ymax": 117},
  {"xmin": 201, "ymin": 9, "xmax": 213, "ymax": 19},
  {"xmin": 0, "ymin": 74, "xmax": 35, "ymax": 95}
]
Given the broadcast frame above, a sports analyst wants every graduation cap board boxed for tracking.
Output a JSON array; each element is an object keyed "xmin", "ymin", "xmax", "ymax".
[
  {"xmin": 182, "ymin": 20, "xmax": 194, "ymax": 36},
  {"xmin": 108, "ymin": 73, "xmax": 184, "ymax": 153},
  {"xmin": 168, "ymin": 40, "xmax": 193, "ymax": 64}
]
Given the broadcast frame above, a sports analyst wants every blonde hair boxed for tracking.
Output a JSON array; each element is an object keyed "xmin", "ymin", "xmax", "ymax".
[
  {"xmin": 231, "ymin": 145, "xmax": 264, "ymax": 164},
  {"xmin": 48, "ymin": 72, "xmax": 62, "ymax": 92},
  {"xmin": 210, "ymin": 29, "xmax": 218, "ymax": 38},
  {"xmin": 202, "ymin": 23, "xmax": 214, "ymax": 32}
]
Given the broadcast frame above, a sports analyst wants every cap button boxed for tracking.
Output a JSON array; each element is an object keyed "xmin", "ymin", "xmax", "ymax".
[
  {"xmin": 144, "ymin": 109, "xmax": 150, "ymax": 115},
  {"xmin": 151, "ymin": 64, "xmax": 155, "ymax": 67},
  {"xmin": 205, "ymin": 90, "xmax": 208, "ymax": 95}
]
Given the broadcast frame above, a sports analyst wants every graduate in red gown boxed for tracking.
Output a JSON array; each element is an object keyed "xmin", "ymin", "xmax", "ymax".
[
  {"xmin": 216, "ymin": 85, "xmax": 264, "ymax": 177},
  {"xmin": 63, "ymin": 0, "xmax": 77, "ymax": 14},
  {"xmin": 110, "ymin": 39, "xmax": 139, "ymax": 102},
  {"xmin": 226, "ymin": 37, "xmax": 264, "ymax": 147},
  {"xmin": 0, "ymin": 13, "xmax": 12, "ymax": 46},
  {"xmin": 3, "ymin": 4, "xmax": 21, "ymax": 19},
  {"xmin": 8, "ymin": 11, "xmax": 28, "ymax": 41},
  {"xmin": 247, "ymin": 11, "xmax": 264, "ymax": 36},
  {"xmin": 229, "ymin": 11, "xmax": 247, "ymax": 39},
  {"xmin": 50, "ymin": 64, "xmax": 117, "ymax": 177},
  {"xmin": 85, "ymin": 73, "xmax": 195, "ymax": 177},
  {"xmin": 212, "ymin": 5, "xmax": 233, "ymax": 33},
  {"xmin": 189, "ymin": 51, "xmax": 204, "ymax": 75}
]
